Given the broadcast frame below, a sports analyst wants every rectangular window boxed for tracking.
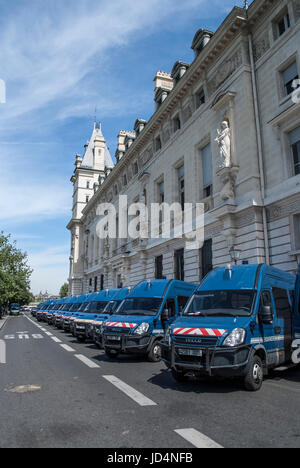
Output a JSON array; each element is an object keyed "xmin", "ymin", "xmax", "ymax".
[
  {"xmin": 201, "ymin": 143, "xmax": 213, "ymax": 198},
  {"xmin": 200, "ymin": 239, "xmax": 213, "ymax": 280},
  {"xmin": 155, "ymin": 136, "xmax": 162, "ymax": 152},
  {"xmin": 100, "ymin": 274, "xmax": 104, "ymax": 291},
  {"xmin": 174, "ymin": 249, "xmax": 184, "ymax": 281},
  {"xmin": 274, "ymin": 10, "xmax": 290, "ymax": 39},
  {"xmin": 94, "ymin": 276, "xmax": 98, "ymax": 292},
  {"xmin": 282, "ymin": 62, "xmax": 299, "ymax": 96},
  {"xmin": 195, "ymin": 88, "xmax": 205, "ymax": 108},
  {"xmin": 173, "ymin": 115, "xmax": 181, "ymax": 132},
  {"xmin": 155, "ymin": 255, "xmax": 163, "ymax": 279},
  {"xmin": 86, "ymin": 196, "xmax": 89, "ymax": 203},
  {"xmin": 178, "ymin": 165, "xmax": 185, "ymax": 210},
  {"xmin": 293, "ymin": 213, "xmax": 300, "ymax": 251},
  {"xmin": 289, "ymin": 127, "xmax": 300, "ymax": 176}
]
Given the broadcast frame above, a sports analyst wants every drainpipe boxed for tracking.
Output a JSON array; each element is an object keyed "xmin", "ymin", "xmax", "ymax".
[{"xmin": 247, "ymin": 30, "xmax": 270, "ymax": 265}]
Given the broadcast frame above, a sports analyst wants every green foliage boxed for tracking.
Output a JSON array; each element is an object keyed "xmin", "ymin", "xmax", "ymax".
[
  {"xmin": 59, "ymin": 282, "xmax": 69, "ymax": 298},
  {"xmin": 0, "ymin": 232, "xmax": 33, "ymax": 306}
]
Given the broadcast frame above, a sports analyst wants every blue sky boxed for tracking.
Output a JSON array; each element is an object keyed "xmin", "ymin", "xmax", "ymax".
[{"xmin": 0, "ymin": 0, "xmax": 250, "ymax": 295}]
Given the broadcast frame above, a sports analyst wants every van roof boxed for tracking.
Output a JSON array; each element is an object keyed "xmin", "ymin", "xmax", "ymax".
[
  {"xmin": 128, "ymin": 279, "xmax": 197, "ymax": 299},
  {"xmin": 199, "ymin": 264, "xmax": 296, "ymax": 291}
]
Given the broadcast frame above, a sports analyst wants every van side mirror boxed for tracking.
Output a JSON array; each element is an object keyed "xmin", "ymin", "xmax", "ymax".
[
  {"xmin": 161, "ymin": 308, "xmax": 169, "ymax": 323},
  {"xmin": 260, "ymin": 305, "xmax": 273, "ymax": 325}
]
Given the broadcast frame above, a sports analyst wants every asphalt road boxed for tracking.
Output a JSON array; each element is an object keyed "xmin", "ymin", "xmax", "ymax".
[{"xmin": 1, "ymin": 313, "xmax": 300, "ymax": 448}]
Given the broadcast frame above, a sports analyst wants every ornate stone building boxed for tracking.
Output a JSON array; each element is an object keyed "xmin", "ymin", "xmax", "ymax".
[{"xmin": 68, "ymin": 0, "xmax": 300, "ymax": 295}]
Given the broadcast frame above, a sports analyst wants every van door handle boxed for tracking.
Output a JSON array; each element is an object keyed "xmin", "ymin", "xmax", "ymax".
[{"xmin": 274, "ymin": 326, "xmax": 281, "ymax": 335}]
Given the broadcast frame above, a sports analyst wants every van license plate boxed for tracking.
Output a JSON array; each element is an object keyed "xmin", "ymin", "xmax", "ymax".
[
  {"xmin": 107, "ymin": 335, "xmax": 121, "ymax": 341},
  {"xmin": 178, "ymin": 349, "xmax": 203, "ymax": 357}
]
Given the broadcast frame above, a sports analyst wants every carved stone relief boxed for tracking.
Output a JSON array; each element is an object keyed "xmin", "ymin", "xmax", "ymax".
[
  {"xmin": 207, "ymin": 49, "xmax": 243, "ymax": 96},
  {"xmin": 253, "ymin": 32, "xmax": 270, "ymax": 62},
  {"xmin": 293, "ymin": 0, "xmax": 300, "ymax": 21}
]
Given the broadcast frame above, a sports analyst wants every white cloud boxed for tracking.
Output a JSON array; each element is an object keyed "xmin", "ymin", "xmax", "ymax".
[
  {"xmin": 29, "ymin": 245, "xmax": 69, "ymax": 294},
  {"xmin": 0, "ymin": 0, "xmax": 237, "ymax": 128}
]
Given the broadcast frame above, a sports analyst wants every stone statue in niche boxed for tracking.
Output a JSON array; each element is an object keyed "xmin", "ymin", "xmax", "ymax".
[{"xmin": 215, "ymin": 120, "xmax": 231, "ymax": 169}]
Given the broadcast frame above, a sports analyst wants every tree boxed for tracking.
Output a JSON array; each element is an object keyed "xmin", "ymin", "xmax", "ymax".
[
  {"xmin": 0, "ymin": 232, "xmax": 33, "ymax": 306},
  {"xmin": 59, "ymin": 283, "xmax": 69, "ymax": 298}
]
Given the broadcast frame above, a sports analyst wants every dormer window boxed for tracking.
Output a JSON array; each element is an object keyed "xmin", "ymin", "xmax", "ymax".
[{"xmin": 171, "ymin": 62, "xmax": 190, "ymax": 87}]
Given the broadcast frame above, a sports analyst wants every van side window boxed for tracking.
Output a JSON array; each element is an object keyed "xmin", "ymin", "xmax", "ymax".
[
  {"xmin": 177, "ymin": 296, "xmax": 189, "ymax": 313},
  {"xmin": 289, "ymin": 290, "xmax": 295, "ymax": 309},
  {"xmin": 260, "ymin": 291, "xmax": 274, "ymax": 317},
  {"xmin": 165, "ymin": 299, "xmax": 176, "ymax": 318},
  {"xmin": 272, "ymin": 287, "xmax": 291, "ymax": 318}
]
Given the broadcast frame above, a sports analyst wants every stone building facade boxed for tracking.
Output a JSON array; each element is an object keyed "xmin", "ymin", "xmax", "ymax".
[{"xmin": 67, "ymin": 0, "xmax": 300, "ymax": 295}]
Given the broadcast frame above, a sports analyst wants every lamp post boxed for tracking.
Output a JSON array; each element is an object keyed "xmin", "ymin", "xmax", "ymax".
[{"xmin": 229, "ymin": 246, "xmax": 242, "ymax": 265}]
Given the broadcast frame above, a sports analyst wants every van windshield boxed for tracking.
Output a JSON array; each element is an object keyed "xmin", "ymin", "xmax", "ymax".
[
  {"xmin": 69, "ymin": 302, "xmax": 82, "ymax": 312},
  {"xmin": 116, "ymin": 298, "xmax": 162, "ymax": 317},
  {"xmin": 85, "ymin": 301, "xmax": 108, "ymax": 313},
  {"xmin": 104, "ymin": 300, "xmax": 121, "ymax": 314},
  {"xmin": 184, "ymin": 290, "xmax": 255, "ymax": 317}
]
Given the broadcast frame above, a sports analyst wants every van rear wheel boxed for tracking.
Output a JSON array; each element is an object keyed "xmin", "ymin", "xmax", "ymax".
[
  {"xmin": 244, "ymin": 355, "xmax": 264, "ymax": 391},
  {"xmin": 171, "ymin": 369, "xmax": 189, "ymax": 382},
  {"xmin": 105, "ymin": 349, "xmax": 118, "ymax": 359}
]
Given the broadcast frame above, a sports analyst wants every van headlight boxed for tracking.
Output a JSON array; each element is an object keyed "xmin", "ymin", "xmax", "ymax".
[
  {"xmin": 134, "ymin": 323, "xmax": 150, "ymax": 335},
  {"xmin": 222, "ymin": 328, "xmax": 246, "ymax": 347}
]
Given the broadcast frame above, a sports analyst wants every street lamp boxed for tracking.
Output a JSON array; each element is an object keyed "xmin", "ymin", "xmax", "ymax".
[{"xmin": 229, "ymin": 245, "xmax": 242, "ymax": 265}]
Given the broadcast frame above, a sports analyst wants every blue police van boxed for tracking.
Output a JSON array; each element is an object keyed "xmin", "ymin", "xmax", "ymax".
[
  {"xmin": 36, "ymin": 300, "xmax": 52, "ymax": 321},
  {"xmin": 73, "ymin": 289, "xmax": 120, "ymax": 342},
  {"xmin": 62, "ymin": 293, "xmax": 90, "ymax": 332},
  {"xmin": 93, "ymin": 287, "xmax": 132, "ymax": 348},
  {"xmin": 102, "ymin": 279, "xmax": 198, "ymax": 362},
  {"xmin": 161, "ymin": 264, "xmax": 300, "ymax": 391}
]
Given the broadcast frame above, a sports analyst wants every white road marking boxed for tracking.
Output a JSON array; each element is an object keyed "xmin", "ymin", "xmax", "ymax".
[
  {"xmin": 174, "ymin": 429, "xmax": 223, "ymax": 449},
  {"xmin": 75, "ymin": 354, "xmax": 100, "ymax": 368},
  {"xmin": 18, "ymin": 334, "xmax": 29, "ymax": 340},
  {"xmin": 60, "ymin": 344, "xmax": 75, "ymax": 352},
  {"xmin": 0, "ymin": 339, "xmax": 6, "ymax": 364},
  {"xmin": 32, "ymin": 334, "xmax": 44, "ymax": 340},
  {"xmin": 45, "ymin": 332, "xmax": 53, "ymax": 336},
  {"xmin": 103, "ymin": 375, "xmax": 157, "ymax": 407},
  {"xmin": 51, "ymin": 336, "xmax": 62, "ymax": 343}
]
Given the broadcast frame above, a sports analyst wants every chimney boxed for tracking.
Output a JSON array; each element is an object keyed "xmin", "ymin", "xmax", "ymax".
[
  {"xmin": 153, "ymin": 71, "xmax": 174, "ymax": 111},
  {"xmin": 116, "ymin": 130, "xmax": 135, "ymax": 162},
  {"xmin": 75, "ymin": 154, "xmax": 82, "ymax": 169}
]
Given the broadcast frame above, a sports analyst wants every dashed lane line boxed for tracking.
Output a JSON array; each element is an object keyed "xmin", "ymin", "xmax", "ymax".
[
  {"xmin": 60, "ymin": 344, "xmax": 75, "ymax": 353},
  {"xmin": 51, "ymin": 336, "xmax": 62, "ymax": 343},
  {"xmin": 103, "ymin": 375, "xmax": 157, "ymax": 407},
  {"xmin": 174, "ymin": 428, "xmax": 223, "ymax": 449},
  {"xmin": 75, "ymin": 354, "xmax": 100, "ymax": 368}
]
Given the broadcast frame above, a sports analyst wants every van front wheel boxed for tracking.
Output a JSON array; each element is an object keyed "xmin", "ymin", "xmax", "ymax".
[
  {"xmin": 148, "ymin": 341, "xmax": 162, "ymax": 362},
  {"xmin": 244, "ymin": 355, "xmax": 264, "ymax": 391}
]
